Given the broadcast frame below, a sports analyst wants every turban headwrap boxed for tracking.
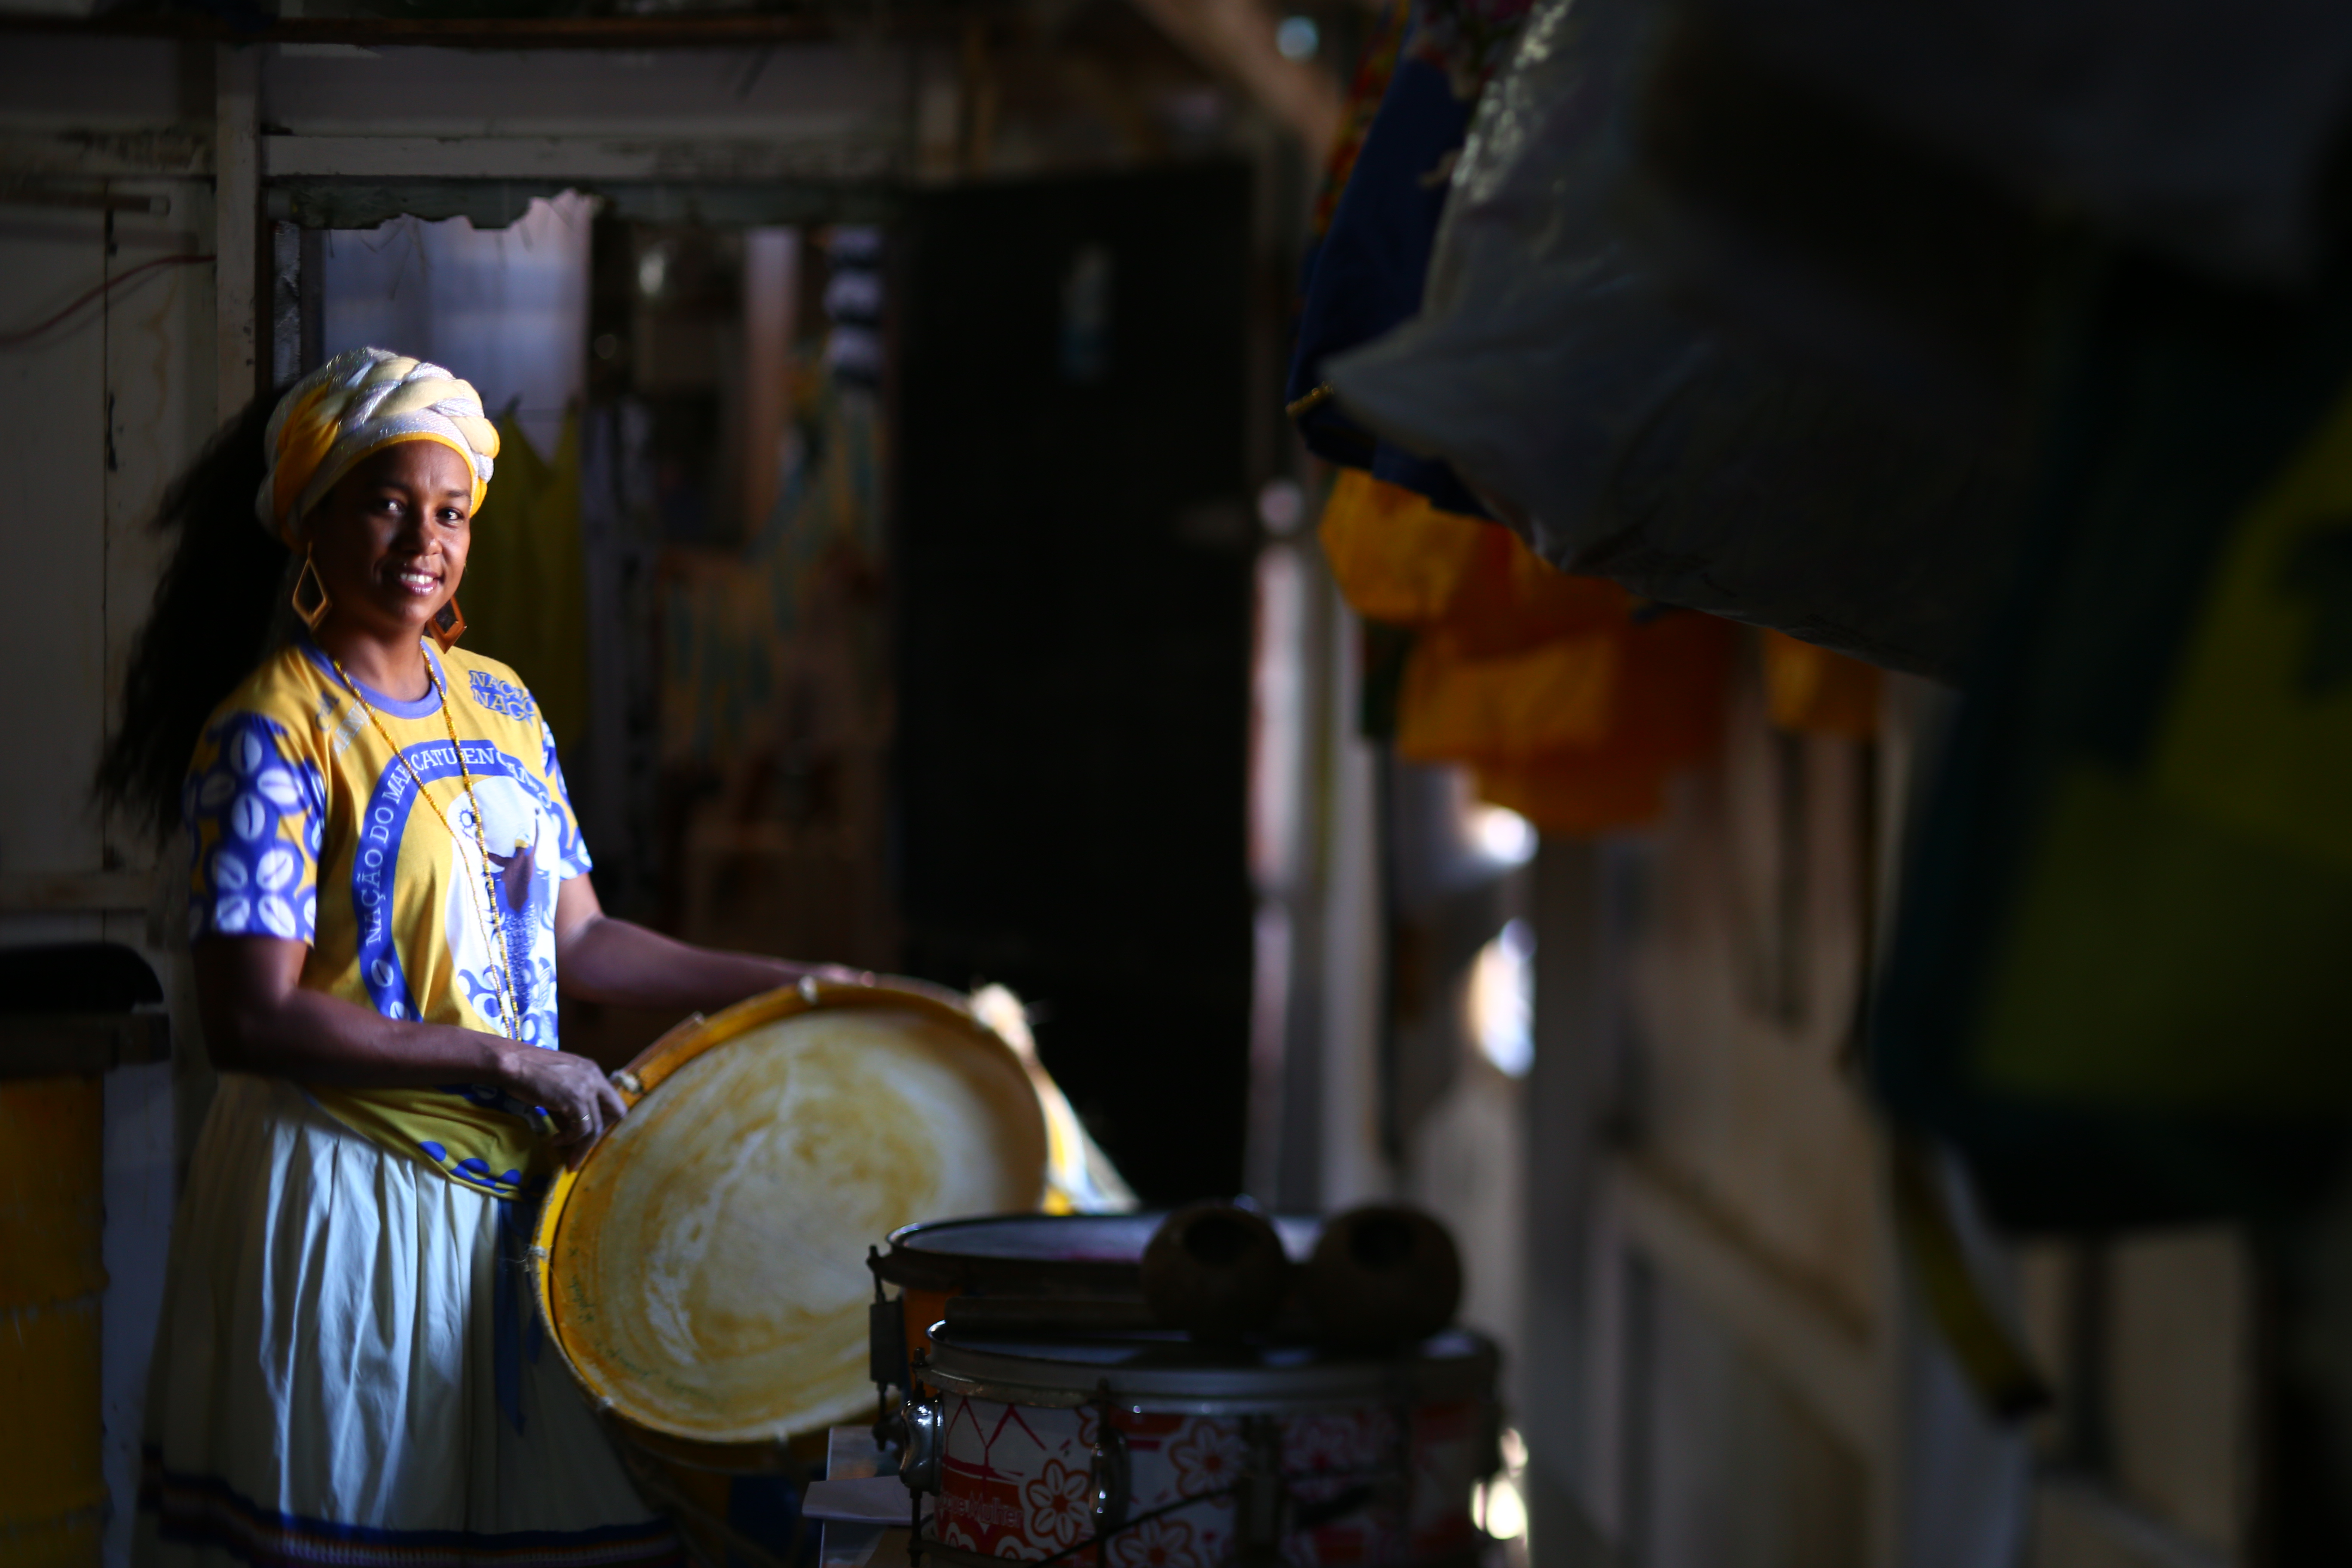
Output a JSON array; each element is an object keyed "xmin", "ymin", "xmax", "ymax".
[{"xmin": 255, "ymin": 347, "xmax": 499, "ymax": 545}]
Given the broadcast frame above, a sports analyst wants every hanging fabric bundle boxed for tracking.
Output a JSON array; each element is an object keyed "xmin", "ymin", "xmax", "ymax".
[
  {"xmin": 1320, "ymin": 0, "xmax": 2029, "ymax": 680},
  {"xmin": 1320, "ymin": 469, "xmax": 1732, "ymax": 835},
  {"xmin": 1286, "ymin": 0, "xmax": 1532, "ymax": 519}
]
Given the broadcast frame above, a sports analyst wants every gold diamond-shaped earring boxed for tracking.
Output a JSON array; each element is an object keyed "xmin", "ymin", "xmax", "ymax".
[
  {"xmin": 291, "ymin": 548, "xmax": 332, "ymax": 632},
  {"xmin": 429, "ymin": 597, "xmax": 467, "ymax": 651}
]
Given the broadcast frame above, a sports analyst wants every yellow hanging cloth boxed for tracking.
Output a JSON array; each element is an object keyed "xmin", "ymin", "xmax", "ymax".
[
  {"xmin": 1762, "ymin": 630, "xmax": 1882, "ymax": 739},
  {"xmin": 1464, "ymin": 609, "xmax": 1736, "ymax": 836},
  {"xmin": 1396, "ymin": 631, "xmax": 1621, "ymax": 762},
  {"xmin": 1320, "ymin": 468, "xmax": 1735, "ymax": 835},
  {"xmin": 460, "ymin": 410, "xmax": 591, "ymax": 756},
  {"xmin": 1319, "ymin": 466, "xmax": 1488, "ymax": 624}
]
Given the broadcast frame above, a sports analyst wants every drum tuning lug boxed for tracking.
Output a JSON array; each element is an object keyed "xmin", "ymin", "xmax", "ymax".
[
  {"xmin": 527, "ymin": 1244, "xmax": 548, "ymax": 1261},
  {"xmin": 610, "ymin": 1069, "xmax": 643, "ymax": 1096},
  {"xmin": 1237, "ymin": 1415, "xmax": 1285, "ymax": 1560},
  {"xmin": 1088, "ymin": 1420, "xmax": 1131, "ymax": 1532},
  {"xmin": 900, "ymin": 1393, "xmax": 945, "ymax": 1494},
  {"xmin": 799, "ymin": 975, "xmax": 822, "ymax": 1002}
]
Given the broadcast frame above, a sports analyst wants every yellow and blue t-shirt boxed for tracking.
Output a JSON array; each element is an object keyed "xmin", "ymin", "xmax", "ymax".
[{"xmin": 185, "ymin": 637, "xmax": 592, "ymax": 1198}]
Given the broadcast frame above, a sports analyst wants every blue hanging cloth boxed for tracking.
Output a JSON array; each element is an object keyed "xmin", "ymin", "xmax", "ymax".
[{"xmin": 1287, "ymin": 7, "xmax": 1490, "ymax": 519}]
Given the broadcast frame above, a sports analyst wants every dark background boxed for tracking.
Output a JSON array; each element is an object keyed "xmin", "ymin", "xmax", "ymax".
[{"xmin": 892, "ymin": 161, "xmax": 1258, "ymax": 1205}]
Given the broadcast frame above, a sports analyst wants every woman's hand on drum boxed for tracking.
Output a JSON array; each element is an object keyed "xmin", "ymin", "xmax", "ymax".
[{"xmin": 494, "ymin": 1044, "xmax": 629, "ymax": 1166}]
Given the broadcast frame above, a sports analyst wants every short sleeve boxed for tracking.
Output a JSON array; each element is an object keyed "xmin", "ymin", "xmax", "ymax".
[
  {"xmin": 186, "ymin": 712, "xmax": 326, "ymax": 943},
  {"xmin": 538, "ymin": 716, "xmax": 594, "ymax": 880}
]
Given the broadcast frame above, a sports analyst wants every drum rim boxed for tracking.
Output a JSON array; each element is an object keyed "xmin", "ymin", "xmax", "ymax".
[
  {"xmin": 919, "ymin": 1326, "xmax": 1500, "ymax": 1413},
  {"xmin": 874, "ymin": 1212, "xmax": 1323, "ymax": 1295},
  {"xmin": 914, "ymin": 1523, "xmax": 1490, "ymax": 1568},
  {"xmin": 528, "ymin": 976, "xmax": 1050, "ymax": 1450},
  {"xmin": 875, "ymin": 1213, "xmax": 1158, "ymax": 1295}
]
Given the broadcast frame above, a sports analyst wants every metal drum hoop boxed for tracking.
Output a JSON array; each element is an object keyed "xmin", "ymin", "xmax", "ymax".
[
  {"xmin": 919, "ymin": 1327, "xmax": 1499, "ymax": 1418},
  {"xmin": 875, "ymin": 1214, "xmax": 1160, "ymax": 1298}
]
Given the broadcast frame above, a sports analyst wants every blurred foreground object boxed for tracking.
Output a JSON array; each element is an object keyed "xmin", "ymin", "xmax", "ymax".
[
  {"xmin": 1874, "ymin": 258, "xmax": 2352, "ymax": 1230},
  {"xmin": 1325, "ymin": 0, "xmax": 2029, "ymax": 680},
  {"xmin": 1675, "ymin": 0, "xmax": 2352, "ymax": 287}
]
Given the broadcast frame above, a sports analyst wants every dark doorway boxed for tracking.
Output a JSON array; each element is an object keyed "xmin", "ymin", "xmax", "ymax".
[{"xmin": 893, "ymin": 161, "xmax": 1256, "ymax": 1205}]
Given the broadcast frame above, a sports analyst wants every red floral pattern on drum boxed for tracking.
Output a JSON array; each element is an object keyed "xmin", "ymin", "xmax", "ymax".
[
  {"xmin": 1280, "ymin": 1410, "xmax": 1401, "ymax": 1568},
  {"xmin": 1166, "ymin": 1424, "xmax": 1243, "ymax": 1497},
  {"xmin": 1109, "ymin": 1516, "xmax": 1197, "ymax": 1568},
  {"xmin": 1079, "ymin": 1406, "xmax": 1187, "ymax": 1450},
  {"xmin": 1283, "ymin": 1411, "xmax": 1395, "ymax": 1476},
  {"xmin": 1024, "ymin": 1458, "xmax": 1093, "ymax": 1550},
  {"xmin": 934, "ymin": 1390, "xmax": 1481, "ymax": 1568}
]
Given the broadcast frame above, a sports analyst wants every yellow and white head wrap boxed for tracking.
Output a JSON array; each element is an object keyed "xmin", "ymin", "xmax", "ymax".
[{"xmin": 255, "ymin": 346, "xmax": 500, "ymax": 545}]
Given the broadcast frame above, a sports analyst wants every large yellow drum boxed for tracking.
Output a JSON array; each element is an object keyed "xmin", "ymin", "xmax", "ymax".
[{"xmin": 530, "ymin": 977, "xmax": 1049, "ymax": 1468}]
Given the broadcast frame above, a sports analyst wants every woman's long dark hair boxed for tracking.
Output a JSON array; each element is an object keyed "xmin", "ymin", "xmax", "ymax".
[{"xmin": 97, "ymin": 390, "xmax": 291, "ymax": 842}]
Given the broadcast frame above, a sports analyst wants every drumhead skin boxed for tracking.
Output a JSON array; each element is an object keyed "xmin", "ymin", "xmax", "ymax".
[
  {"xmin": 535, "ymin": 982, "xmax": 1048, "ymax": 1449},
  {"xmin": 876, "ymin": 1213, "xmax": 1322, "ymax": 1296}
]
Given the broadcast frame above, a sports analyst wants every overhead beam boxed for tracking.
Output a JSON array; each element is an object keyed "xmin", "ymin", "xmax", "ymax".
[
  {"xmin": 262, "ymin": 134, "xmax": 901, "ymax": 184},
  {"xmin": 1121, "ymin": 0, "xmax": 1341, "ymax": 149},
  {"xmin": 0, "ymin": 11, "xmax": 896, "ymax": 47}
]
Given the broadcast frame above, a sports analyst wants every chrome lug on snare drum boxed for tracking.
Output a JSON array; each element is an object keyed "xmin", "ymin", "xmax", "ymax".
[
  {"xmin": 1087, "ymin": 1396, "xmax": 1131, "ymax": 1532},
  {"xmin": 902, "ymin": 1387, "xmax": 946, "ymax": 1494}
]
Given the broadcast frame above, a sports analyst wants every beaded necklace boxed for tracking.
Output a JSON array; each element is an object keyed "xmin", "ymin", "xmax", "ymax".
[{"xmin": 327, "ymin": 640, "xmax": 523, "ymax": 1042}]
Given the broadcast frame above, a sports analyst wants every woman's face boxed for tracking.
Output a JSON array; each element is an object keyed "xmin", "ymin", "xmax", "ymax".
[{"xmin": 306, "ymin": 439, "xmax": 473, "ymax": 646}]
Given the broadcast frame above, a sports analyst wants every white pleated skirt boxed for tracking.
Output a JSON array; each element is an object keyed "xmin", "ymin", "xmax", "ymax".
[{"xmin": 136, "ymin": 1075, "xmax": 681, "ymax": 1568}]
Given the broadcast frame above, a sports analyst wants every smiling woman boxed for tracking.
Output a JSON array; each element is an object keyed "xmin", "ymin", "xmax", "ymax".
[
  {"xmin": 299, "ymin": 440, "xmax": 481, "ymax": 667},
  {"xmin": 95, "ymin": 347, "xmax": 858, "ymax": 1568}
]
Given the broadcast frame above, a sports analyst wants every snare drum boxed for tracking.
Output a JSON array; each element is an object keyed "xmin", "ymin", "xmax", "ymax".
[
  {"xmin": 871, "ymin": 1213, "xmax": 1322, "ymax": 1373},
  {"xmin": 531, "ymin": 979, "xmax": 1050, "ymax": 1466},
  {"xmin": 905, "ymin": 1326, "xmax": 1498, "ymax": 1568}
]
